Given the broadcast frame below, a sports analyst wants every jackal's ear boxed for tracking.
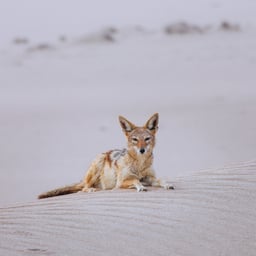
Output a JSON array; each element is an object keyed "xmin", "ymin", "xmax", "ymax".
[
  {"xmin": 119, "ymin": 116, "xmax": 136, "ymax": 134},
  {"xmin": 144, "ymin": 113, "xmax": 159, "ymax": 133}
]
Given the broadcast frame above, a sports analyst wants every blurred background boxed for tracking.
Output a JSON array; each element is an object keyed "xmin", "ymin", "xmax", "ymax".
[{"xmin": 0, "ymin": 0, "xmax": 256, "ymax": 206}]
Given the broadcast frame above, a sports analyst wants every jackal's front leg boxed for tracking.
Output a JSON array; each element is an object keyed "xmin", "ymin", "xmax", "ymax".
[
  {"xmin": 119, "ymin": 178, "xmax": 147, "ymax": 192},
  {"xmin": 142, "ymin": 176, "xmax": 174, "ymax": 190}
]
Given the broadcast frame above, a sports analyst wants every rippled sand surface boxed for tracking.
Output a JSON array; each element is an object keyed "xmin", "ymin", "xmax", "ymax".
[{"xmin": 1, "ymin": 161, "xmax": 255, "ymax": 256}]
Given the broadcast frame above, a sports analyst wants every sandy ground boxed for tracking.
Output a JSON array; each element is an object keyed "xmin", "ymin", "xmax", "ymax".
[
  {"xmin": 1, "ymin": 160, "xmax": 255, "ymax": 256},
  {"xmin": 1, "ymin": 1, "xmax": 256, "ymax": 255},
  {"xmin": 1, "ymin": 24, "xmax": 256, "ymax": 206}
]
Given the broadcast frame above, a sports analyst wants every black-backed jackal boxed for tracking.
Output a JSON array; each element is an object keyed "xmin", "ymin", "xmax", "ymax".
[{"xmin": 38, "ymin": 113, "xmax": 173, "ymax": 199}]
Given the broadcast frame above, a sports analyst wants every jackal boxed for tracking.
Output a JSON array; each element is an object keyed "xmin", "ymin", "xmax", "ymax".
[{"xmin": 38, "ymin": 113, "xmax": 173, "ymax": 199}]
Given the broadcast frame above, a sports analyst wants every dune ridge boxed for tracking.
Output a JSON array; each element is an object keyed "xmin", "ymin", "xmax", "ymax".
[{"xmin": 0, "ymin": 160, "xmax": 255, "ymax": 256}]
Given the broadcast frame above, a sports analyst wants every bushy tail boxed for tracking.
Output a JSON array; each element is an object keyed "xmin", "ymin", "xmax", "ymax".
[{"xmin": 38, "ymin": 182, "xmax": 84, "ymax": 199}]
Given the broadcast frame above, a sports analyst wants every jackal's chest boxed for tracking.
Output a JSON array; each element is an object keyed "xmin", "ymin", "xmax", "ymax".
[
  {"xmin": 101, "ymin": 148, "xmax": 152, "ymax": 187},
  {"xmin": 129, "ymin": 160, "xmax": 152, "ymax": 178}
]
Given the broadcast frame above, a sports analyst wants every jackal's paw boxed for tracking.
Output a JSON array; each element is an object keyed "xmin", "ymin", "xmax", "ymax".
[
  {"xmin": 82, "ymin": 187, "xmax": 97, "ymax": 193},
  {"xmin": 163, "ymin": 184, "xmax": 174, "ymax": 190},
  {"xmin": 137, "ymin": 186, "xmax": 147, "ymax": 192}
]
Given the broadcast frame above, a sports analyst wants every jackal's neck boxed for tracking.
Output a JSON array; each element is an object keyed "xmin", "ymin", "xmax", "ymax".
[{"xmin": 126, "ymin": 148, "xmax": 153, "ymax": 166}]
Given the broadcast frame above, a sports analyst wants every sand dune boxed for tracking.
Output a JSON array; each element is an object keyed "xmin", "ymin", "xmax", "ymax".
[
  {"xmin": 1, "ymin": 1, "xmax": 256, "ymax": 254},
  {"xmin": 1, "ymin": 160, "xmax": 255, "ymax": 256},
  {"xmin": 1, "ymin": 24, "xmax": 256, "ymax": 206}
]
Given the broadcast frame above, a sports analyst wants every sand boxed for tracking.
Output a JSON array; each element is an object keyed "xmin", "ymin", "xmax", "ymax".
[
  {"xmin": 1, "ymin": 24, "xmax": 256, "ymax": 206},
  {"xmin": 1, "ymin": 160, "xmax": 255, "ymax": 256},
  {"xmin": 0, "ymin": 1, "xmax": 256, "ymax": 254}
]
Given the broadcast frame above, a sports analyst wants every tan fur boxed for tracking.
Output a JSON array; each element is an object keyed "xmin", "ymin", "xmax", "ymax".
[{"xmin": 38, "ymin": 113, "xmax": 173, "ymax": 199}]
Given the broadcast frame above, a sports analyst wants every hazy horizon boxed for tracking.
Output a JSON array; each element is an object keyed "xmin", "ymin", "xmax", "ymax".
[{"xmin": 0, "ymin": 0, "xmax": 256, "ymax": 44}]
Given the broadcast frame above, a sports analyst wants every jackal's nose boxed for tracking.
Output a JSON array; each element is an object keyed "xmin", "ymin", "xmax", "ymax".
[{"xmin": 140, "ymin": 148, "xmax": 145, "ymax": 154}]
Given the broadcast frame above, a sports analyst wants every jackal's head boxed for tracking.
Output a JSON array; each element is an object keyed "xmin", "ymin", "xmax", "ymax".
[{"xmin": 119, "ymin": 113, "xmax": 159, "ymax": 155}]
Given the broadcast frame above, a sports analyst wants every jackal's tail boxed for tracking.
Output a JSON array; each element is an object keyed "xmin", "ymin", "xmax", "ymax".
[{"xmin": 38, "ymin": 182, "xmax": 84, "ymax": 199}]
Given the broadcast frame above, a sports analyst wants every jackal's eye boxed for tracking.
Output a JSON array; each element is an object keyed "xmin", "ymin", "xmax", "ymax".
[
  {"xmin": 132, "ymin": 137, "xmax": 138, "ymax": 143},
  {"xmin": 145, "ymin": 137, "xmax": 151, "ymax": 142}
]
